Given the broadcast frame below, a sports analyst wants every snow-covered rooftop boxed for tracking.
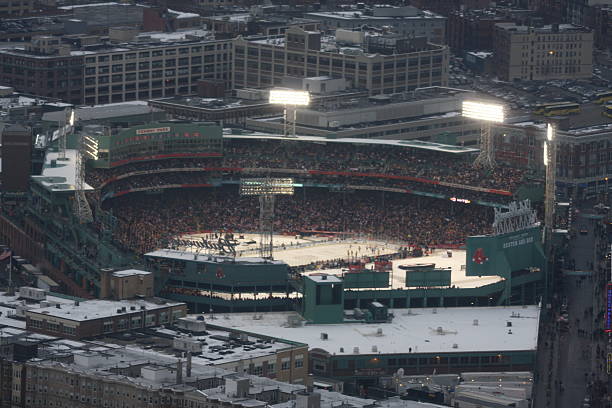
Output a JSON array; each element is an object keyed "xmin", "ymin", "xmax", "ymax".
[
  {"xmin": 0, "ymin": 306, "xmax": 25, "ymax": 329},
  {"xmin": 27, "ymin": 299, "xmax": 183, "ymax": 322},
  {"xmin": 224, "ymin": 132, "xmax": 479, "ymax": 154},
  {"xmin": 202, "ymin": 305, "xmax": 540, "ymax": 355},
  {"xmin": 42, "ymin": 101, "xmax": 155, "ymax": 122},
  {"xmin": 145, "ymin": 325, "xmax": 297, "ymax": 366},
  {"xmin": 31, "ymin": 149, "xmax": 94, "ymax": 192},
  {"xmin": 112, "ymin": 269, "xmax": 152, "ymax": 278},
  {"xmin": 168, "ymin": 9, "xmax": 200, "ymax": 19}
]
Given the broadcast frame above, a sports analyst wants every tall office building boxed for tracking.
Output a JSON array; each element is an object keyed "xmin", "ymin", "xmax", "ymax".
[{"xmin": 233, "ymin": 27, "xmax": 449, "ymax": 95}]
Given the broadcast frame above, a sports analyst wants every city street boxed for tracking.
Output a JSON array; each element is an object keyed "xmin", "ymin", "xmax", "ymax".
[{"xmin": 534, "ymin": 209, "xmax": 603, "ymax": 408}]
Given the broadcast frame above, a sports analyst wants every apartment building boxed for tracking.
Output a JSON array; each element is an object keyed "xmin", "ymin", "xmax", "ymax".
[
  {"xmin": 3, "ymin": 326, "xmax": 370, "ymax": 408},
  {"xmin": 233, "ymin": 27, "xmax": 449, "ymax": 95},
  {"xmin": 0, "ymin": 31, "xmax": 232, "ymax": 105},
  {"xmin": 305, "ymin": 5, "xmax": 446, "ymax": 45},
  {"xmin": 493, "ymin": 23, "xmax": 594, "ymax": 81}
]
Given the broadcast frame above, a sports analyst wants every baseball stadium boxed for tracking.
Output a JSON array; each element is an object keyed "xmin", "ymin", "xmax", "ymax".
[{"xmin": 0, "ymin": 121, "xmax": 547, "ymax": 315}]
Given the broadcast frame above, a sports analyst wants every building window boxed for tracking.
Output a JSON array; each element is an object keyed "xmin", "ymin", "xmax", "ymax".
[
  {"xmin": 131, "ymin": 317, "xmax": 141, "ymax": 328},
  {"xmin": 103, "ymin": 321, "xmax": 114, "ymax": 333},
  {"xmin": 160, "ymin": 312, "xmax": 168, "ymax": 324}
]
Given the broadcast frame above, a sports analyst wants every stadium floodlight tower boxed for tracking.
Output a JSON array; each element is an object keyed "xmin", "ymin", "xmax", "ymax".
[
  {"xmin": 74, "ymin": 117, "xmax": 97, "ymax": 224},
  {"xmin": 239, "ymin": 178, "xmax": 294, "ymax": 259},
  {"xmin": 543, "ymin": 123, "xmax": 556, "ymax": 244},
  {"xmin": 462, "ymin": 100, "xmax": 504, "ymax": 169},
  {"xmin": 269, "ymin": 89, "xmax": 310, "ymax": 137}
]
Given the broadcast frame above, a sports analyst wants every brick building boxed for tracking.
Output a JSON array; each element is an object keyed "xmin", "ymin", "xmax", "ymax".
[
  {"xmin": 493, "ymin": 120, "xmax": 612, "ymax": 199},
  {"xmin": 0, "ymin": 41, "xmax": 84, "ymax": 104},
  {"xmin": 447, "ymin": 10, "xmax": 514, "ymax": 54},
  {"xmin": 25, "ymin": 298, "xmax": 187, "ymax": 339}
]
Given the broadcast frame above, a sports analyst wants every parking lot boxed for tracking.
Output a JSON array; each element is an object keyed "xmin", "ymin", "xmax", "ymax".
[{"xmin": 449, "ymin": 56, "xmax": 612, "ymax": 125}]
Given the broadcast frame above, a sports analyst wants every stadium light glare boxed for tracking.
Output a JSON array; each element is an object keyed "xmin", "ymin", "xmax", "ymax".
[
  {"xmin": 269, "ymin": 90, "xmax": 310, "ymax": 106},
  {"xmin": 462, "ymin": 101, "xmax": 504, "ymax": 123},
  {"xmin": 543, "ymin": 141, "xmax": 548, "ymax": 166},
  {"xmin": 546, "ymin": 123, "xmax": 555, "ymax": 141},
  {"xmin": 83, "ymin": 135, "xmax": 99, "ymax": 160}
]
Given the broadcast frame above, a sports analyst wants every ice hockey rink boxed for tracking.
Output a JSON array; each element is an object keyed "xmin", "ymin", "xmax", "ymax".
[{"xmin": 179, "ymin": 232, "xmax": 503, "ymax": 289}]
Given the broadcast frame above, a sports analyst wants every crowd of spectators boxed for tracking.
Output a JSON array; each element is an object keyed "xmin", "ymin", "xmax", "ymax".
[
  {"xmin": 103, "ymin": 171, "xmax": 210, "ymax": 194},
  {"xmin": 101, "ymin": 171, "xmax": 513, "ymax": 204},
  {"xmin": 86, "ymin": 140, "xmax": 528, "ymax": 193},
  {"xmin": 110, "ymin": 187, "xmax": 492, "ymax": 255}
]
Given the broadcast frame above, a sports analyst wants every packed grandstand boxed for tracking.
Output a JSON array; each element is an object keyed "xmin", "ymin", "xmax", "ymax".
[{"xmin": 82, "ymin": 132, "xmax": 535, "ymax": 257}]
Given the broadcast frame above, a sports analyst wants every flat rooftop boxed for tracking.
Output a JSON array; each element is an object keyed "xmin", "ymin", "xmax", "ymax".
[
  {"xmin": 249, "ymin": 31, "xmax": 442, "ymax": 55},
  {"xmin": 207, "ymin": 13, "xmax": 317, "ymax": 24},
  {"xmin": 137, "ymin": 29, "xmax": 212, "ymax": 43},
  {"xmin": 27, "ymin": 298, "xmax": 184, "ymax": 322},
  {"xmin": 0, "ymin": 290, "xmax": 77, "ymax": 306},
  {"xmin": 59, "ymin": 2, "xmax": 124, "ymax": 9},
  {"xmin": 201, "ymin": 305, "xmax": 540, "ymax": 355},
  {"xmin": 496, "ymin": 22, "xmax": 590, "ymax": 33},
  {"xmin": 224, "ymin": 133, "xmax": 479, "ymax": 154},
  {"xmin": 307, "ymin": 87, "xmax": 472, "ymax": 111},
  {"xmin": 566, "ymin": 122, "xmax": 612, "ymax": 136},
  {"xmin": 42, "ymin": 101, "xmax": 160, "ymax": 122},
  {"xmin": 112, "ymin": 325, "xmax": 301, "ymax": 366},
  {"xmin": 0, "ymin": 305, "xmax": 25, "ymax": 329},
  {"xmin": 0, "ymin": 30, "xmax": 223, "ymax": 59},
  {"xmin": 31, "ymin": 149, "xmax": 94, "ymax": 192},
  {"xmin": 306, "ymin": 9, "xmax": 444, "ymax": 20},
  {"xmin": 151, "ymin": 96, "xmax": 271, "ymax": 110},
  {"xmin": 112, "ymin": 269, "xmax": 151, "ymax": 278}
]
